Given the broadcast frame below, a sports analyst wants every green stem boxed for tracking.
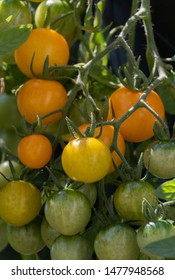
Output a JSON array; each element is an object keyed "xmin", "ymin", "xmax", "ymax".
[{"xmin": 140, "ymin": 0, "xmax": 167, "ymax": 80}]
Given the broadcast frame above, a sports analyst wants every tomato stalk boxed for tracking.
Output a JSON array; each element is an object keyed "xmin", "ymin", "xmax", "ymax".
[{"xmin": 140, "ymin": 0, "xmax": 167, "ymax": 82}]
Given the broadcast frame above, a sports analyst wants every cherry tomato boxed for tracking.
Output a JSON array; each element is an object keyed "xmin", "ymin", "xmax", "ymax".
[
  {"xmin": 44, "ymin": 189, "xmax": 91, "ymax": 236},
  {"xmin": 77, "ymin": 183, "xmax": 97, "ymax": 207},
  {"xmin": 18, "ymin": 134, "xmax": 52, "ymax": 169},
  {"xmin": 0, "ymin": 180, "xmax": 41, "ymax": 227},
  {"xmin": 41, "ymin": 217, "xmax": 60, "ymax": 248},
  {"xmin": 61, "ymin": 137, "xmax": 112, "ymax": 183},
  {"xmin": 94, "ymin": 223, "xmax": 140, "ymax": 260},
  {"xmin": 113, "ymin": 180, "xmax": 158, "ymax": 224},
  {"xmin": 50, "ymin": 234, "xmax": 92, "ymax": 260},
  {"xmin": 7, "ymin": 217, "xmax": 45, "ymax": 255},
  {"xmin": 143, "ymin": 140, "xmax": 175, "ymax": 179},
  {"xmin": 107, "ymin": 86, "xmax": 165, "ymax": 142},
  {"xmin": 35, "ymin": 0, "xmax": 77, "ymax": 45},
  {"xmin": 76, "ymin": 123, "xmax": 125, "ymax": 173},
  {"xmin": 14, "ymin": 28, "xmax": 70, "ymax": 78},
  {"xmin": 17, "ymin": 78, "xmax": 67, "ymax": 125},
  {"xmin": 137, "ymin": 219, "xmax": 175, "ymax": 259}
]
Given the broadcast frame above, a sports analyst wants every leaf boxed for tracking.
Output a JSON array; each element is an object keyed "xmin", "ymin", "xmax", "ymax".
[
  {"xmin": 156, "ymin": 83, "xmax": 175, "ymax": 114},
  {"xmin": 0, "ymin": 24, "xmax": 32, "ymax": 55},
  {"xmin": 144, "ymin": 236, "xmax": 175, "ymax": 259},
  {"xmin": 154, "ymin": 179, "xmax": 175, "ymax": 201},
  {"xmin": 89, "ymin": 64, "xmax": 120, "ymax": 89}
]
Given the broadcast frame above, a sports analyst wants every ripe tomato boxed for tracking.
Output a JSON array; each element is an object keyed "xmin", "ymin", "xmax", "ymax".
[
  {"xmin": 14, "ymin": 28, "xmax": 70, "ymax": 78},
  {"xmin": 7, "ymin": 217, "xmax": 45, "ymax": 255},
  {"xmin": 0, "ymin": 180, "xmax": 41, "ymax": 227},
  {"xmin": 137, "ymin": 220, "xmax": 175, "ymax": 259},
  {"xmin": 76, "ymin": 123, "xmax": 125, "ymax": 173},
  {"xmin": 107, "ymin": 86, "xmax": 165, "ymax": 142},
  {"xmin": 50, "ymin": 234, "xmax": 92, "ymax": 260},
  {"xmin": 0, "ymin": 219, "xmax": 8, "ymax": 252},
  {"xmin": 35, "ymin": 0, "xmax": 77, "ymax": 45},
  {"xmin": 0, "ymin": 160, "xmax": 22, "ymax": 188},
  {"xmin": 61, "ymin": 137, "xmax": 112, "ymax": 183},
  {"xmin": 18, "ymin": 134, "xmax": 52, "ymax": 169},
  {"xmin": 143, "ymin": 140, "xmax": 175, "ymax": 179},
  {"xmin": 44, "ymin": 189, "xmax": 91, "ymax": 235},
  {"xmin": 17, "ymin": 78, "xmax": 67, "ymax": 125},
  {"xmin": 113, "ymin": 180, "xmax": 158, "ymax": 224},
  {"xmin": 94, "ymin": 223, "xmax": 140, "ymax": 260},
  {"xmin": 41, "ymin": 217, "xmax": 60, "ymax": 248}
]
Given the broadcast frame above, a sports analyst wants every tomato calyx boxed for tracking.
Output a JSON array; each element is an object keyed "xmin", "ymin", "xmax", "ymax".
[{"xmin": 142, "ymin": 198, "xmax": 166, "ymax": 223}]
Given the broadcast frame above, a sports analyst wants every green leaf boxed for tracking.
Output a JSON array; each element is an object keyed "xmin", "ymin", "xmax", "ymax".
[
  {"xmin": 0, "ymin": 24, "xmax": 32, "ymax": 55},
  {"xmin": 156, "ymin": 83, "xmax": 175, "ymax": 114},
  {"xmin": 154, "ymin": 179, "xmax": 175, "ymax": 201},
  {"xmin": 144, "ymin": 236, "xmax": 175, "ymax": 259}
]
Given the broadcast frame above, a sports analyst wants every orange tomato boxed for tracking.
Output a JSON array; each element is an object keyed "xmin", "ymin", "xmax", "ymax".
[
  {"xmin": 75, "ymin": 123, "xmax": 125, "ymax": 173},
  {"xmin": 107, "ymin": 86, "xmax": 165, "ymax": 142},
  {"xmin": 18, "ymin": 134, "xmax": 52, "ymax": 169},
  {"xmin": 14, "ymin": 28, "xmax": 69, "ymax": 78},
  {"xmin": 17, "ymin": 78, "xmax": 67, "ymax": 125}
]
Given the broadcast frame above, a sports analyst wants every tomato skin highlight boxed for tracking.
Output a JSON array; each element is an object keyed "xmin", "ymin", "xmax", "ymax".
[
  {"xmin": 61, "ymin": 137, "xmax": 112, "ymax": 183},
  {"xmin": 113, "ymin": 180, "xmax": 158, "ymax": 223},
  {"xmin": 0, "ymin": 180, "xmax": 41, "ymax": 227},
  {"xmin": 17, "ymin": 78, "xmax": 67, "ymax": 125},
  {"xmin": 18, "ymin": 134, "xmax": 52, "ymax": 169},
  {"xmin": 137, "ymin": 220, "xmax": 175, "ymax": 259},
  {"xmin": 44, "ymin": 189, "xmax": 91, "ymax": 236},
  {"xmin": 94, "ymin": 223, "xmax": 140, "ymax": 260},
  {"xmin": 107, "ymin": 86, "xmax": 165, "ymax": 142},
  {"xmin": 14, "ymin": 28, "xmax": 70, "ymax": 78},
  {"xmin": 143, "ymin": 141, "xmax": 175, "ymax": 179}
]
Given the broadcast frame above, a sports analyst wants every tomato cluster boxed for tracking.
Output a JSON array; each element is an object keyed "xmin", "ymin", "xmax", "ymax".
[{"xmin": 1, "ymin": 0, "xmax": 175, "ymax": 261}]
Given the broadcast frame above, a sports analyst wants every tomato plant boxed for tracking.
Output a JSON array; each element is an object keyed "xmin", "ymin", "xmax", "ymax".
[
  {"xmin": 94, "ymin": 223, "xmax": 140, "ymax": 260},
  {"xmin": 44, "ymin": 188, "xmax": 91, "ymax": 236},
  {"xmin": 107, "ymin": 86, "xmax": 165, "ymax": 142},
  {"xmin": 143, "ymin": 140, "xmax": 175, "ymax": 179},
  {"xmin": 50, "ymin": 234, "xmax": 92, "ymax": 260},
  {"xmin": 61, "ymin": 137, "xmax": 112, "ymax": 183},
  {"xmin": 7, "ymin": 217, "xmax": 45, "ymax": 255},
  {"xmin": 1, "ymin": 0, "xmax": 175, "ymax": 261},
  {"xmin": 113, "ymin": 180, "xmax": 158, "ymax": 224},
  {"xmin": 77, "ymin": 123, "xmax": 125, "ymax": 173},
  {"xmin": 137, "ymin": 220, "xmax": 175, "ymax": 259},
  {"xmin": 14, "ymin": 28, "xmax": 70, "ymax": 77},
  {"xmin": 17, "ymin": 78, "xmax": 67, "ymax": 125},
  {"xmin": 0, "ymin": 180, "xmax": 41, "ymax": 226}
]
